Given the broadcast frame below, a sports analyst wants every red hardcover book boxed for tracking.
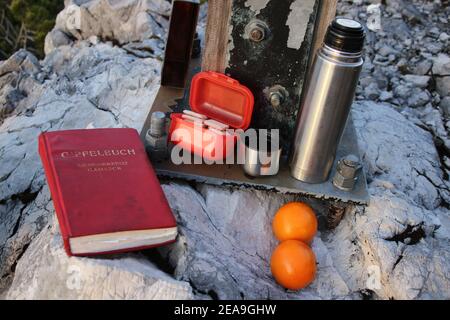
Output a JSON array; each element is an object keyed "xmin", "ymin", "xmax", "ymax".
[{"xmin": 38, "ymin": 128, "xmax": 177, "ymax": 256}]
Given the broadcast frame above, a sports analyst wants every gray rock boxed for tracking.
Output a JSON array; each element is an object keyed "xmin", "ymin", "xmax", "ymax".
[
  {"xmin": 88, "ymin": 35, "xmax": 100, "ymax": 45},
  {"xmin": 0, "ymin": 49, "xmax": 41, "ymax": 77},
  {"xmin": 335, "ymin": 0, "xmax": 449, "ymax": 164},
  {"xmin": 407, "ymin": 89, "xmax": 431, "ymax": 108},
  {"xmin": 433, "ymin": 54, "xmax": 450, "ymax": 76},
  {"xmin": 428, "ymin": 27, "xmax": 441, "ymax": 38},
  {"xmin": 6, "ymin": 220, "xmax": 192, "ymax": 300},
  {"xmin": 122, "ymin": 39, "xmax": 165, "ymax": 59},
  {"xmin": 394, "ymin": 84, "xmax": 412, "ymax": 100},
  {"xmin": 406, "ymin": 104, "xmax": 450, "ymax": 151},
  {"xmin": 400, "ymin": 1, "xmax": 425, "ymax": 24},
  {"xmin": 439, "ymin": 33, "xmax": 449, "ymax": 42},
  {"xmin": 381, "ymin": 18, "xmax": 411, "ymax": 41},
  {"xmin": 366, "ymin": 3, "xmax": 381, "ymax": 32},
  {"xmin": 403, "ymin": 75, "xmax": 430, "ymax": 88},
  {"xmin": 44, "ymin": 29, "xmax": 73, "ymax": 55},
  {"xmin": 364, "ymin": 82, "xmax": 380, "ymax": 100},
  {"xmin": 355, "ymin": 101, "xmax": 448, "ymax": 212},
  {"xmin": 0, "ymin": 41, "xmax": 162, "ymax": 293},
  {"xmin": 372, "ymin": 69, "xmax": 389, "ymax": 90},
  {"xmin": 53, "ymin": 0, "xmax": 171, "ymax": 46},
  {"xmin": 436, "ymin": 77, "xmax": 450, "ymax": 97},
  {"xmin": 160, "ymin": 183, "xmax": 351, "ymax": 300},
  {"xmin": 0, "ymin": 185, "xmax": 52, "ymax": 292},
  {"xmin": 156, "ymin": 101, "xmax": 450, "ymax": 300},
  {"xmin": 359, "ymin": 76, "xmax": 376, "ymax": 88},
  {"xmin": 0, "ymin": 50, "xmax": 45, "ymax": 123},
  {"xmin": 440, "ymin": 96, "xmax": 450, "ymax": 117},
  {"xmin": 425, "ymin": 41, "xmax": 443, "ymax": 55},
  {"xmin": 379, "ymin": 91, "xmax": 393, "ymax": 101},
  {"xmin": 0, "ymin": 84, "xmax": 21, "ymax": 120},
  {"xmin": 1, "ymin": 0, "xmax": 450, "ymax": 301},
  {"xmin": 349, "ymin": 101, "xmax": 450, "ymax": 299},
  {"xmin": 378, "ymin": 45, "xmax": 398, "ymax": 57},
  {"xmin": 0, "ymin": 72, "xmax": 15, "ymax": 89},
  {"xmin": 413, "ymin": 60, "xmax": 432, "ymax": 75}
]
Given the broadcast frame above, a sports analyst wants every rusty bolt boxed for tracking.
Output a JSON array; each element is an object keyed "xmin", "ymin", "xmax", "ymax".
[
  {"xmin": 245, "ymin": 20, "xmax": 269, "ymax": 43},
  {"xmin": 250, "ymin": 27, "xmax": 265, "ymax": 42},
  {"xmin": 270, "ymin": 92, "xmax": 283, "ymax": 108},
  {"xmin": 266, "ymin": 85, "xmax": 288, "ymax": 108}
]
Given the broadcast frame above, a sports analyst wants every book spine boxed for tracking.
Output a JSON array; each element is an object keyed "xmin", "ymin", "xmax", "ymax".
[{"xmin": 38, "ymin": 134, "xmax": 73, "ymax": 256}]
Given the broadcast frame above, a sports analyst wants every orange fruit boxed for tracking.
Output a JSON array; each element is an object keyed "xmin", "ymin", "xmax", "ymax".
[
  {"xmin": 272, "ymin": 202, "xmax": 318, "ymax": 243},
  {"xmin": 270, "ymin": 240, "xmax": 317, "ymax": 290}
]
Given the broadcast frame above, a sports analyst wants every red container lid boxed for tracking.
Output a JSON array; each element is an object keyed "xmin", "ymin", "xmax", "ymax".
[{"xmin": 189, "ymin": 71, "xmax": 254, "ymax": 130}]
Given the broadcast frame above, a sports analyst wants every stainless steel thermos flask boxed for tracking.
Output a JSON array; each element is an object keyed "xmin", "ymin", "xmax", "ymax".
[{"xmin": 290, "ymin": 17, "xmax": 365, "ymax": 183}]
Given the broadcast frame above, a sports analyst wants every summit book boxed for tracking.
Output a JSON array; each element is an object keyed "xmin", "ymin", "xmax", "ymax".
[{"xmin": 38, "ymin": 128, "xmax": 177, "ymax": 256}]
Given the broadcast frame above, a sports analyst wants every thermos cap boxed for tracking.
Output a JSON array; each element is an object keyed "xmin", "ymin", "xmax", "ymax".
[{"xmin": 324, "ymin": 17, "xmax": 365, "ymax": 53}]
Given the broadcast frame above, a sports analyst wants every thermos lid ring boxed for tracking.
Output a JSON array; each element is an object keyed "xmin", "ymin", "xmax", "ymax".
[{"xmin": 324, "ymin": 17, "xmax": 365, "ymax": 53}]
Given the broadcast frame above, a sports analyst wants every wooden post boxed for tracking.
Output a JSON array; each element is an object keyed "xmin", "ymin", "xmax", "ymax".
[
  {"xmin": 309, "ymin": 0, "xmax": 338, "ymax": 67},
  {"xmin": 201, "ymin": 0, "xmax": 233, "ymax": 72}
]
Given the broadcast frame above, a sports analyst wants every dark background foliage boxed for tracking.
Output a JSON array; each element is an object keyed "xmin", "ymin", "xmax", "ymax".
[{"xmin": 0, "ymin": 0, "xmax": 64, "ymax": 59}]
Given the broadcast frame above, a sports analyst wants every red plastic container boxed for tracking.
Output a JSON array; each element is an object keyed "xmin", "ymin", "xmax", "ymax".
[{"xmin": 169, "ymin": 71, "xmax": 254, "ymax": 161}]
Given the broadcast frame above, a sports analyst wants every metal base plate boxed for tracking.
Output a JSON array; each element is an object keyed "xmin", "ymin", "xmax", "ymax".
[
  {"xmin": 141, "ymin": 60, "xmax": 369, "ymax": 205},
  {"xmin": 153, "ymin": 122, "xmax": 368, "ymax": 205}
]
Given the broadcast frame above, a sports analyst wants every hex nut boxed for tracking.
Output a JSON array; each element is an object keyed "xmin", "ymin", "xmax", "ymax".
[
  {"xmin": 333, "ymin": 154, "xmax": 362, "ymax": 191},
  {"xmin": 146, "ymin": 131, "xmax": 168, "ymax": 150}
]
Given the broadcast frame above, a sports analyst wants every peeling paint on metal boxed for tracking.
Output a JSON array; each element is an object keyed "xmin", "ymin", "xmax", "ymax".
[
  {"xmin": 244, "ymin": 0, "xmax": 271, "ymax": 15},
  {"xmin": 286, "ymin": 0, "xmax": 315, "ymax": 50}
]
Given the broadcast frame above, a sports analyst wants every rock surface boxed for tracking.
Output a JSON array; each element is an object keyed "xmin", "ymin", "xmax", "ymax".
[
  {"xmin": 157, "ymin": 101, "xmax": 450, "ymax": 300},
  {"xmin": 0, "ymin": 32, "xmax": 162, "ymax": 296},
  {"xmin": 349, "ymin": 101, "xmax": 450, "ymax": 299},
  {"xmin": 6, "ymin": 217, "xmax": 192, "ymax": 300},
  {"xmin": 45, "ymin": 0, "xmax": 170, "ymax": 55},
  {"xmin": 1, "ymin": 0, "xmax": 450, "ymax": 300},
  {"xmin": 340, "ymin": 0, "xmax": 450, "ymax": 182},
  {"xmin": 160, "ymin": 183, "xmax": 352, "ymax": 300}
]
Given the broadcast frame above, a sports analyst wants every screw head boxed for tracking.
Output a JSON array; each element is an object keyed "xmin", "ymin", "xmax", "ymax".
[
  {"xmin": 270, "ymin": 92, "xmax": 282, "ymax": 108},
  {"xmin": 250, "ymin": 27, "xmax": 265, "ymax": 42},
  {"xmin": 152, "ymin": 111, "xmax": 166, "ymax": 120},
  {"xmin": 245, "ymin": 20, "xmax": 269, "ymax": 43}
]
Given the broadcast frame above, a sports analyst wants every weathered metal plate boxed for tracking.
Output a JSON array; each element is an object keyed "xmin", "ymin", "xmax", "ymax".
[
  {"xmin": 226, "ymin": 0, "xmax": 319, "ymax": 151},
  {"xmin": 141, "ymin": 78, "xmax": 369, "ymax": 204},
  {"xmin": 148, "ymin": 117, "xmax": 369, "ymax": 205}
]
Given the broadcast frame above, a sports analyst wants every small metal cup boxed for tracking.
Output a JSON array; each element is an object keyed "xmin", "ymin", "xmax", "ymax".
[{"xmin": 241, "ymin": 132, "xmax": 281, "ymax": 177}]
